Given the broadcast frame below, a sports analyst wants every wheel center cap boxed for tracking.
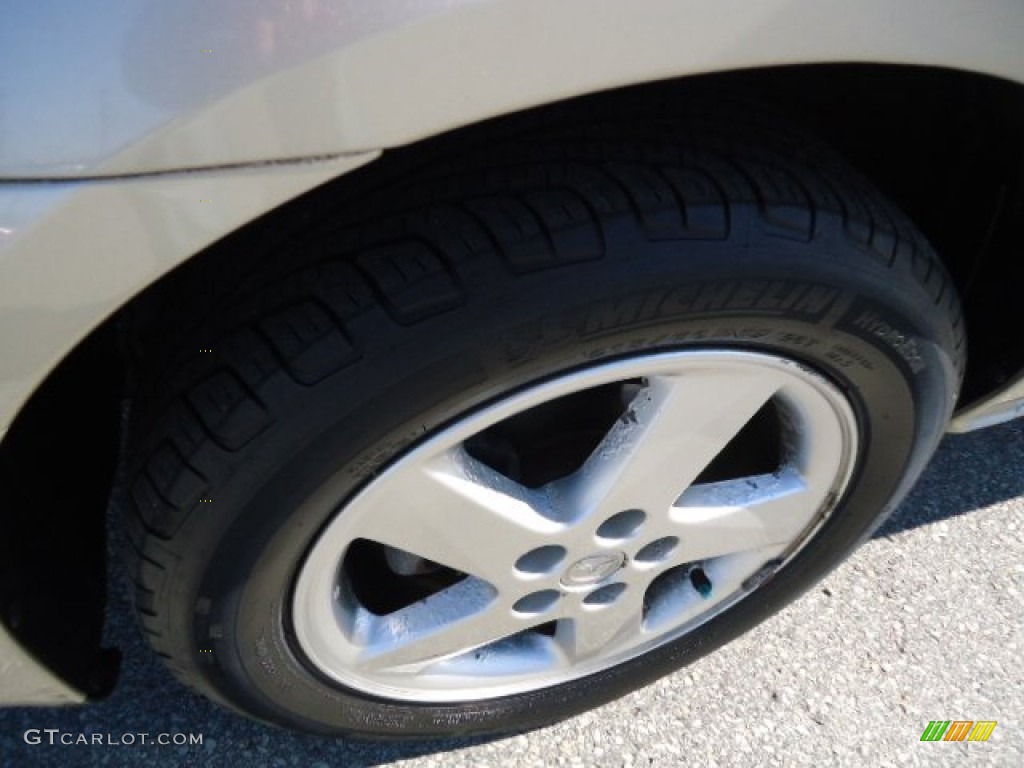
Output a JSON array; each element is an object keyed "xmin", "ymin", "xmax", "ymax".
[{"xmin": 561, "ymin": 552, "xmax": 626, "ymax": 588}]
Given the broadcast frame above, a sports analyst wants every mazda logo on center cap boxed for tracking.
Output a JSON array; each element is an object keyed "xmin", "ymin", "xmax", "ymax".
[{"xmin": 561, "ymin": 552, "xmax": 626, "ymax": 587}]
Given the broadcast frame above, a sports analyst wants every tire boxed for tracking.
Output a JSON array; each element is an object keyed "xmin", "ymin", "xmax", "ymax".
[{"xmin": 124, "ymin": 111, "xmax": 964, "ymax": 739}]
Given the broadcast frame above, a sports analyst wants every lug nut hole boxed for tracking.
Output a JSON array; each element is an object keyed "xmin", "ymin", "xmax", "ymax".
[
  {"xmin": 596, "ymin": 509, "xmax": 646, "ymax": 541},
  {"xmin": 515, "ymin": 546, "xmax": 567, "ymax": 576},
  {"xmin": 513, "ymin": 590, "xmax": 561, "ymax": 616},
  {"xmin": 635, "ymin": 536, "xmax": 679, "ymax": 564},
  {"xmin": 583, "ymin": 582, "xmax": 627, "ymax": 607}
]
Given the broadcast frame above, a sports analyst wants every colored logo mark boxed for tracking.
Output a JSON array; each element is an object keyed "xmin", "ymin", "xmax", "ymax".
[{"xmin": 920, "ymin": 720, "xmax": 997, "ymax": 742}]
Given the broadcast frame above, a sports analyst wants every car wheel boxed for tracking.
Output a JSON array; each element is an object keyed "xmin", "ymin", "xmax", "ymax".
[{"xmin": 125, "ymin": 114, "xmax": 963, "ymax": 738}]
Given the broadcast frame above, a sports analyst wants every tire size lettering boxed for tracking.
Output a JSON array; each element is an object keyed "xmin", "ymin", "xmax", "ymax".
[
  {"xmin": 849, "ymin": 309, "xmax": 925, "ymax": 373},
  {"xmin": 775, "ymin": 333, "xmax": 820, "ymax": 349}
]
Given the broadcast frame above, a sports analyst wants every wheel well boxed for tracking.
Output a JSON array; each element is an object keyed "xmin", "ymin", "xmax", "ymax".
[
  {"xmin": 0, "ymin": 316, "xmax": 122, "ymax": 697},
  {"xmin": 2, "ymin": 62, "xmax": 1021, "ymax": 693},
  {"xmin": 731, "ymin": 65, "xmax": 1024, "ymax": 403}
]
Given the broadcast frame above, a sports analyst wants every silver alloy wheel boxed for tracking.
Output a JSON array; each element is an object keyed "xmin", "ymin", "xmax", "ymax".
[{"xmin": 292, "ymin": 350, "xmax": 858, "ymax": 702}]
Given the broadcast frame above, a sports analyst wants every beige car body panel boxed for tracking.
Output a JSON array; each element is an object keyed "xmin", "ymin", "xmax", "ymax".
[
  {"xmin": 1, "ymin": 0, "xmax": 1023, "ymax": 704},
  {"xmin": 0, "ymin": 630, "xmax": 86, "ymax": 706},
  {"xmin": 2, "ymin": 0, "xmax": 1023, "ymax": 178}
]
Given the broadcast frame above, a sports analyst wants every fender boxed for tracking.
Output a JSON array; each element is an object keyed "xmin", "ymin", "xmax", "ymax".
[
  {"xmin": 2, "ymin": 0, "xmax": 1023, "ymax": 178},
  {"xmin": 0, "ymin": 153, "xmax": 377, "ymax": 435}
]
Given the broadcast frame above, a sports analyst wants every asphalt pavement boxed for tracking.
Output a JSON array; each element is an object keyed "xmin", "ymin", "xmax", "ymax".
[{"xmin": 1, "ymin": 421, "xmax": 1022, "ymax": 767}]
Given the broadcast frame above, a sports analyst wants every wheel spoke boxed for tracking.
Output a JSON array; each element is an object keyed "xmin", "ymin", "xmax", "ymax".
[
  {"xmin": 355, "ymin": 580, "xmax": 523, "ymax": 674},
  {"xmin": 556, "ymin": 584, "xmax": 646, "ymax": 662},
  {"xmin": 569, "ymin": 369, "xmax": 784, "ymax": 518},
  {"xmin": 668, "ymin": 468, "xmax": 818, "ymax": 562},
  {"xmin": 642, "ymin": 552, "xmax": 768, "ymax": 634},
  {"xmin": 357, "ymin": 447, "xmax": 561, "ymax": 586}
]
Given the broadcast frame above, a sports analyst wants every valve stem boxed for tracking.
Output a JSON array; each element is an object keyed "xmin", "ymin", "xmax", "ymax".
[{"xmin": 690, "ymin": 566, "xmax": 712, "ymax": 599}]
